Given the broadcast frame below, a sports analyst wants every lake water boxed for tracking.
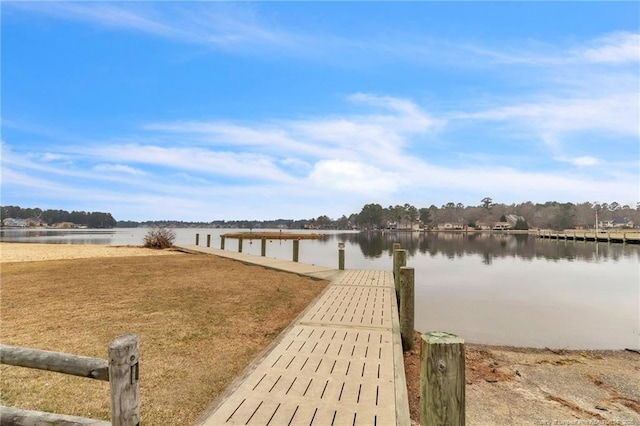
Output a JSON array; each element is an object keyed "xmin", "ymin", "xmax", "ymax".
[{"xmin": 2, "ymin": 227, "xmax": 638, "ymax": 350}]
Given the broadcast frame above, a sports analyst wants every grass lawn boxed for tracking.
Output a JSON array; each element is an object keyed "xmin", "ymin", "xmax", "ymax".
[{"xmin": 0, "ymin": 253, "xmax": 327, "ymax": 425}]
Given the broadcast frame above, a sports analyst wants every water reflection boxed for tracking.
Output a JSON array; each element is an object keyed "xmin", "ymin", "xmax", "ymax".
[
  {"xmin": 335, "ymin": 231, "xmax": 639, "ymax": 263},
  {"xmin": 3, "ymin": 228, "xmax": 638, "ymax": 349}
]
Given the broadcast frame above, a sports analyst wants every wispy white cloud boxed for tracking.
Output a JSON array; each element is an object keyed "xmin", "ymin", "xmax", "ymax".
[
  {"xmin": 78, "ymin": 144, "xmax": 294, "ymax": 183},
  {"xmin": 455, "ymin": 93, "xmax": 638, "ymax": 137},
  {"xmin": 6, "ymin": 2, "xmax": 293, "ymax": 51},
  {"xmin": 582, "ymin": 32, "xmax": 640, "ymax": 64},
  {"xmin": 94, "ymin": 164, "xmax": 146, "ymax": 175},
  {"xmin": 554, "ymin": 156, "xmax": 600, "ymax": 167},
  {"xmin": 308, "ymin": 159, "xmax": 406, "ymax": 196}
]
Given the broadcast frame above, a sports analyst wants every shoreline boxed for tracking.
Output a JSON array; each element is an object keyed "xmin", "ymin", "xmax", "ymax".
[{"xmin": 2, "ymin": 243, "xmax": 638, "ymax": 424}]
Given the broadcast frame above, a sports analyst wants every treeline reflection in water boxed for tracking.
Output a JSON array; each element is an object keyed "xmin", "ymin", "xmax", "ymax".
[{"xmin": 329, "ymin": 231, "xmax": 639, "ymax": 264}]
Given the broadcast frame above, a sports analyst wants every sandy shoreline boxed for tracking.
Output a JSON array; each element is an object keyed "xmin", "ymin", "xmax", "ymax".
[{"xmin": 0, "ymin": 242, "xmax": 181, "ymax": 263}]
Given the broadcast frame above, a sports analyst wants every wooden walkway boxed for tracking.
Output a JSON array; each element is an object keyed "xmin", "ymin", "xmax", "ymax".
[{"xmin": 178, "ymin": 246, "xmax": 410, "ymax": 426}]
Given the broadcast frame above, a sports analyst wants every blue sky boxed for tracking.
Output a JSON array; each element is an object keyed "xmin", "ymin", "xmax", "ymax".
[{"xmin": 2, "ymin": 2, "xmax": 638, "ymax": 221}]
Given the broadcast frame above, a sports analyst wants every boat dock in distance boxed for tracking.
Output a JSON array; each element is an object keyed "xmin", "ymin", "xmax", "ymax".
[
  {"xmin": 537, "ymin": 230, "xmax": 640, "ymax": 244},
  {"xmin": 180, "ymin": 245, "xmax": 410, "ymax": 426}
]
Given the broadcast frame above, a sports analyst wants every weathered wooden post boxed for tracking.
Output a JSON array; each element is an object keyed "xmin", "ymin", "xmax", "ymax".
[
  {"xmin": 195, "ymin": 233, "xmax": 200, "ymax": 245},
  {"xmin": 623, "ymin": 232, "xmax": 627, "ymax": 244},
  {"xmin": 399, "ymin": 266, "xmax": 415, "ymax": 351},
  {"xmin": 108, "ymin": 334, "xmax": 139, "ymax": 426},
  {"xmin": 220, "ymin": 236, "xmax": 225, "ymax": 250},
  {"xmin": 393, "ymin": 249, "xmax": 407, "ymax": 305},
  {"xmin": 293, "ymin": 239, "xmax": 300, "ymax": 262},
  {"xmin": 421, "ymin": 332, "xmax": 465, "ymax": 426},
  {"xmin": 338, "ymin": 242, "xmax": 345, "ymax": 270},
  {"xmin": 206, "ymin": 234, "xmax": 211, "ymax": 247},
  {"xmin": 261, "ymin": 238, "xmax": 267, "ymax": 256},
  {"xmin": 238, "ymin": 238, "xmax": 243, "ymax": 253}
]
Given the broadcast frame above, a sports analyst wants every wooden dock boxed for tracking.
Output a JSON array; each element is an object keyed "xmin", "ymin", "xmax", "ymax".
[
  {"xmin": 178, "ymin": 246, "xmax": 410, "ymax": 426},
  {"xmin": 537, "ymin": 230, "xmax": 640, "ymax": 244}
]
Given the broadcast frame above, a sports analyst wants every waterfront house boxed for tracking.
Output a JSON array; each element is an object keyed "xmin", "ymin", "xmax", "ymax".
[
  {"xmin": 611, "ymin": 217, "xmax": 634, "ymax": 228},
  {"xmin": 492, "ymin": 222, "xmax": 513, "ymax": 231}
]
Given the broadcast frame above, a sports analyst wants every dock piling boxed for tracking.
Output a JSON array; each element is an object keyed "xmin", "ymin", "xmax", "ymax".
[
  {"xmin": 399, "ymin": 266, "xmax": 415, "ymax": 351},
  {"xmin": 292, "ymin": 239, "xmax": 299, "ymax": 262},
  {"xmin": 261, "ymin": 238, "xmax": 267, "ymax": 256},
  {"xmin": 206, "ymin": 234, "xmax": 211, "ymax": 247},
  {"xmin": 421, "ymin": 332, "xmax": 465, "ymax": 426},
  {"xmin": 220, "ymin": 236, "xmax": 225, "ymax": 250},
  {"xmin": 195, "ymin": 233, "xmax": 199, "ymax": 246},
  {"xmin": 393, "ymin": 249, "xmax": 407, "ymax": 306}
]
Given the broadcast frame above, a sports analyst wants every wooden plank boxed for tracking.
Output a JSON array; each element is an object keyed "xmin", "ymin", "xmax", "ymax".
[
  {"xmin": 0, "ymin": 344, "xmax": 109, "ymax": 381},
  {"xmin": 0, "ymin": 406, "xmax": 110, "ymax": 426},
  {"xmin": 195, "ymin": 270, "xmax": 409, "ymax": 425}
]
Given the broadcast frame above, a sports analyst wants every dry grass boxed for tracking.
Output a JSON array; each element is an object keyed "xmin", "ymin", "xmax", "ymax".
[{"xmin": 0, "ymin": 254, "xmax": 327, "ymax": 425}]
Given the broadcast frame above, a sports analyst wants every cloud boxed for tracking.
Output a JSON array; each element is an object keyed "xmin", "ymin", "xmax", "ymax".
[
  {"xmin": 582, "ymin": 32, "xmax": 640, "ymax": 64},
  {"xmin": 94, "ymin": 164, "xmax": 146, "ymax": 175},
  {"xmin": 308, "ymin": 159, "xmax": 405, "ymax": 196},
  {"xmin": 555, "ymin": 156, "xmax": 600, "ymax": 167},
  {"xmin": 79, "ymin": 144, "xmax": 294, "ymax": 183},
  {"xmin": 6, "ymin": 2, "xmax": 292, "ymax": 52},
  {"xmin": 41, "ymin": 153, "xmax": 73, "ymax": 162},
  {"xmin": 456, "ymin": 93, "xmax": 638, "ymax": 137}
]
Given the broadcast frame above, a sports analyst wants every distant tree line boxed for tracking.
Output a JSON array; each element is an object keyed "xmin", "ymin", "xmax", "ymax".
[
  {"xmin": 1, "ymin": 205, "xmax": 116, "ymax": 228},
  {"xmin": 353, "ymin": 199, "xmax": 639, "ymax": 230},
  {"xmin": 5, "ymin": 199, "xmax": 638, "ymax": 231}
]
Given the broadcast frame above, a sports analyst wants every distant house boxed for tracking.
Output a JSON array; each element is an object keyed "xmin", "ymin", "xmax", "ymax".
[
  {"xmin": 505, "ymin": 214, "xmax": 525, "ymax": 226},
  {"xmin": 611, "ymin": 217, "xmax": 634, "ymax": 228},
  {"xmin": 475, "ymin": 222, "xmax": 492, "ymax": 230},
  {"xmin": 598, "ymin": 220, "xmax": 613, "ymax": 228},
  {"xmin": 2, "ymin": 218, "xmax": 28, "ymax": 227},
  {"xmin": 397, "ymin": 219, "xmax": 420, "ymax": 231},
  {"xmin": 492, "ymin": 222, "xmax": 513, "ymax": 231},
  {"xmin": 437, "ymin": 222, "xmax": 464, "ymax": 230}
]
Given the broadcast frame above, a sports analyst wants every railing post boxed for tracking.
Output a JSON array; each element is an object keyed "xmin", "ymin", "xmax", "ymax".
[
  {"xmin": 195, "ymin": 234, "xmax": 200, "ymax": 246},
  {"xmin": 238, "ymin": 238, "xmax": 243, "ymax": 253},
  {"xmin": 421, "ymin": 332, "xmax": 465, "ymax": 426},
  {"xmin": 338, "ymin": 244, "xmax": 345, "ymax": 270},
  {"xmin": 399, "ymin": 266, "xmax": 415, "ymax": 351},
  {"xmin": 108, "ymin": 334, "xmax": 139, "ymax": 426},
  {"xmin": 261, "ymin": 238, "xmax": 267, "ymax": 256},
  {"xmin": 220, "ymin": 236, "xmax": 225, "ymax": 250},
  {"xmin": 293, "ymin": 239, "xmax": 300, "ymax": 262},
  {"xmin": 206, "ymin": 234, "xmax": 211, "ymax": 248}
]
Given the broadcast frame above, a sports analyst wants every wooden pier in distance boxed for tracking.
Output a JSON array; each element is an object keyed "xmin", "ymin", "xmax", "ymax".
[
  {"xmin": 179, "ymin": 246, "xmax": 410, "ymax": 426},
  {"xmin": 221, "ymin": 231, "xmax": 326, "ymax": 240},
  {"xmin": 537, "ymin": 230, "xmax": 640, "ymax": 244}
]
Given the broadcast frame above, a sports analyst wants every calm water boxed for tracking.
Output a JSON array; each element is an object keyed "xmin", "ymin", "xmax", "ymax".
[{"xmin": 2, "ymin": 228, "xmax": 639, "ymax": 350}]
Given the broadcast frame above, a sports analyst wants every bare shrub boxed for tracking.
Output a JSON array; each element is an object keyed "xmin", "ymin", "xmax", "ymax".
[{"xmin": 143, "ymin": 226, "xmax": 176, "ymax": 249}]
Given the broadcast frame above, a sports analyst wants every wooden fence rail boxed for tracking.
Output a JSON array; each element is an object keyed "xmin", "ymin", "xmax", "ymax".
[{"xmin": 0, "ymin": 334, "xmax": 139, "ymax": 426}]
